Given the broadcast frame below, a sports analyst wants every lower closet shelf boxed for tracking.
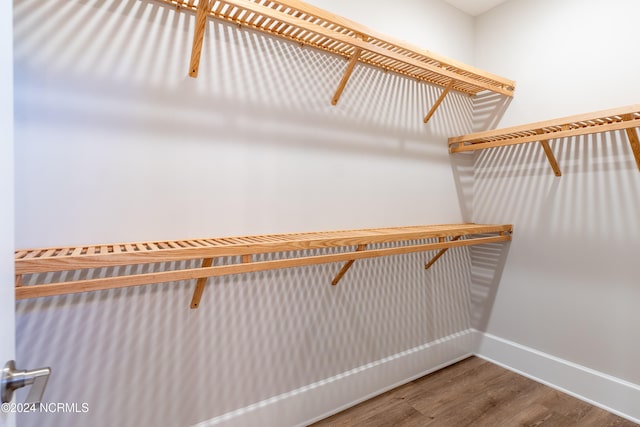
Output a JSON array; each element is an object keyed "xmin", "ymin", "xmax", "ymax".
[{"xmin": 14, "ymin": 223, "xmax": 512, "ymax": 307}]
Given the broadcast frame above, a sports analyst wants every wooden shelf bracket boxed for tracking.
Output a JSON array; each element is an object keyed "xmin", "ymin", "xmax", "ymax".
[
  {"xmin": 424, "ymin": 235, "xmax": 460, "ymax": 270},
  {"xmin": 539, "ymin": 140, "xmax": 561, "ymax": 176},
  {"xmin": 331, "ymin": 244, "xmax": 366, "ymax": 285},
  {"xmin": 190, "ymin": 254, "xmax": 254, "ymax": 309},
  {"xmin": 188, "ymin": 0, "xmax": 211, "ymax": 78},
  {"xmin": 623, "ymin": 115, "xmax": 640, "ymax": 171},
  {"xmin": 331, "ymin": 47, "xmax": 362, "ymax": 106},
  {"xmin": 536, "ymin": 129, "xmax": 562, "ymax": 176},
  {"xmin": 423, "ymin": 79, "xmax": 455, "ymax": 124},
  {"xmin": 190, "ymin": 257, "xmax": 214, "ymax": 308}
]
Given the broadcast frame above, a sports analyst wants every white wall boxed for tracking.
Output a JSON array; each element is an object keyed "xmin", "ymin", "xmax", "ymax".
[
  {"xmin": 473, "ymin": 0, "xmax": 640, "ymax": 420},
  {"xmin": 14, "ymin": 0, "xmax": 474, "ymax": 248},
  {"xmin": 0, "ymin": 1, "xmax": 16, "ymax": 426},
  {"xmin": 13, "ymin": 1, "xmax": 479, "ymax": 426},
  {"xmin": 309, "ymin": 0, "xmax": 475, "ymax": 64}
]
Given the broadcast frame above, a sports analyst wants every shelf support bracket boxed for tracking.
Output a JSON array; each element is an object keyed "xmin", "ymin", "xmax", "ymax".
[
  {"xmin": 425, "ymin": 236, "xmax": 460, "ymax": 270},
  {"xmin": 539, "ymin": 140, "xmax": 562, "ymax": 176},
  {"xmin": 536, "ymin": 129, "xmax": 562, "ymax": 176},
  {"xmin": 424, "ymin": 79, "xmax": 455, "ymax": 124},
  {"xmin": 190, "ymin": 254, "xmax": 253, "ymax": 308},
  {"xmin": 188, "ymin": 0, "xmax": 211, "ymax": 78},
  {"xmin": 190, "ymin": 257, "xmax": 214, "ymax": 309},
  {"xmin": 331, "ymin": 244, "xmax": 366, "ymax": 285},
  {"xmin": 331, "ymin": 47, "xmax": 362, "ymax": 106},
  {"xmin": 626, "ymin": 127, "xmax": 640, "ymax": 171},
  {"xmin": 623, "ymin": 117, "xmax": 640, "ymax": 171}
]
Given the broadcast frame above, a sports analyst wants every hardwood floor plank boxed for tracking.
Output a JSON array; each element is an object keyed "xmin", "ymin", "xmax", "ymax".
[
  {"xmin": 311, "ymin": 357, "xmax": 637, "ymax": 427},
  {"xmin": 352, "ymin": 401, "xmax": 429, "ymax": 427},
  {"xmin": 578, "ymin": 408, "xmax": 638, "ymax": 427},
  {"xmin": 318, "ymin": 393, "xmax": 409, "ymax": 427},
  {"xmin": 537, "ymin": 389, "xmax": 594, "ymax": 420},
  {"xmin": 501, "ymin": 403, "xmax": 563, "ymax": 427},
  {"xmin": 453, "ymin": 372, "xmax": 550, "ymax": 426}
]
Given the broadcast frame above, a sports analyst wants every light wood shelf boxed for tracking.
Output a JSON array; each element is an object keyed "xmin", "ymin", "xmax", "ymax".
[
  {"xmin": 15, "ymin": 223, "xmax": 512, "ymax": 308},
  {"xmin": 448, "ymin": 105, "xmax": 640, "ymax": 176},
  {"xmin": 162, "ymin": 0, "xmax": 515, "ymax": 123}
]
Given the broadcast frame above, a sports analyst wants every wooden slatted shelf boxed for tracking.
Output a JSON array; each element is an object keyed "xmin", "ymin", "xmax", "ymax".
[
  {"xmin": 161, "ymin": 0, "xmax": 515, "ymax": 123},
  {"xmin": 15, "ymin": 223, "xmax": 512, "ymax": 308},
  {"xmin": 448, "ymin": 105, "xmax": 640, "ymax": 176}
]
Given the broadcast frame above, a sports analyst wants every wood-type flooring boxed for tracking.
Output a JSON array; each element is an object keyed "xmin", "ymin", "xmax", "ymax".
[{"xmin": 311, "ymin": 357, "xmax": 637, "ymax": 426}]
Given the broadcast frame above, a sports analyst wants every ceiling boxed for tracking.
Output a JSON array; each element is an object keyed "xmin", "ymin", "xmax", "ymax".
[{"xmin": 443, "ymin": 0, "xmax": 510, "ymax": 16}]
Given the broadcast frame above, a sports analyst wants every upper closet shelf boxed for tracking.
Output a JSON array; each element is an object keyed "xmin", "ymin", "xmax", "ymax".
[
  {"xmin": 15, "ymin": 223, "xmax": 512, "ymax": 308},
  {"xmin": 448, "ymin": 105, "xmax": 640, "ymax": 176},
  {"xmin": 162, "ymin": 0, "xmax": 515, "ymax": 123}
]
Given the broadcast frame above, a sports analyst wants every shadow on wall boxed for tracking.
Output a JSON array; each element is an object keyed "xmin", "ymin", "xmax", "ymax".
[
  {"xmin": 450, "ymin": 151, "xmax": 476, "ymax": 222},
  {"xmin": 13, "ymin": 0, "xmax": 474, "ymax": 161},
  {"xmin": 470, "ymin": 91, "xmax": 512, "ymax": 133},
  {"xmin": 468, "ymin": 127, "xmax": 640, "ymax": 378},
  {"xmin": 449, "ymin": 91, "xmax": 512, "ymax": 332},
  {"xmin": 449, "ymin": 91, "xmax": 512, "ymax": 222},
  {"xmin": 472, "ymin": 130, "xmax": 640, "ymax": 244},
  {"xmin": 16, "ymin": 238, "xmax": 475, "ymax": 427},
  {"xmin": 11, "ymin": 0, "xmax": 494, "ymax": 426},
  {"xmin": 468, "ymin": 240, "xmax": 511, "ymax": 331},
  {"xmin": 463, "ymin": 112, "xmax": 640, "ymax": 327}
]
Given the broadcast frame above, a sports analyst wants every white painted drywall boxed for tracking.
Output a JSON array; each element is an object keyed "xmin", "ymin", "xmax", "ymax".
[
  {"xmin": 473, "ymin": 0, "xmax": 640, "ymax": 414},
  {"xmin": 12, "ymin": 0, "xmax": 479, "ymax": 426},
  {"xmin": 444, "ymin": 0, "xmax": 511, "ymax": 17},
  {"xmin": 0, "ymin": 0, "xmax": 15, "ymax": 425},
  {"xmin": 309, "ymin": 0, "xmax": 475, "ymax": 63},
  {"xmin": 14, "ymin": 0, "xmax": 474, "ymax": 248}
]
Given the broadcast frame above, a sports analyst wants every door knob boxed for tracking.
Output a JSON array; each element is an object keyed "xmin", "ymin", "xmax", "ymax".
[{"xmin": 1, "ymin": 360, "xmax": 51, "ymax": 404}]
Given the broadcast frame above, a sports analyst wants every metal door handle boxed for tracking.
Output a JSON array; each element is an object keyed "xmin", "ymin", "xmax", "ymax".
[{"xmin": 1, "ymin": 360, "xmax": 51, "ymax": 404}]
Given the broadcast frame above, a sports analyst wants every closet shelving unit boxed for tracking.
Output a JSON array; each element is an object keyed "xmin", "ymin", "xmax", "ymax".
[
  {"xmin": 164, "ymin": 0, "xmax": 515, "ymax": 122},
  {"xmin": 15, "ymin": 224, "xmax": 512, "ymax": 308},
  {"xmin": 448, "ymin": 105, "xmax": 640, "ymax": 176},
  {"xmin": 14, "ymin": 1, "xmax": 518, "ymax": 306}
]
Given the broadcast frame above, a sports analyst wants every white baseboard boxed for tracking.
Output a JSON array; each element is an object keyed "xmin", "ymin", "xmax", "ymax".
[
  {"xmin": 474, "ymin": 330, "xmax": 640, "ymax": 424},
  {"xmin": 193, "ymin": 329, "xmax": 640, "ymax": 426},
  {"xmin": 192, "ymin": 329, "xmax": 476, "ymax": 427}
]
